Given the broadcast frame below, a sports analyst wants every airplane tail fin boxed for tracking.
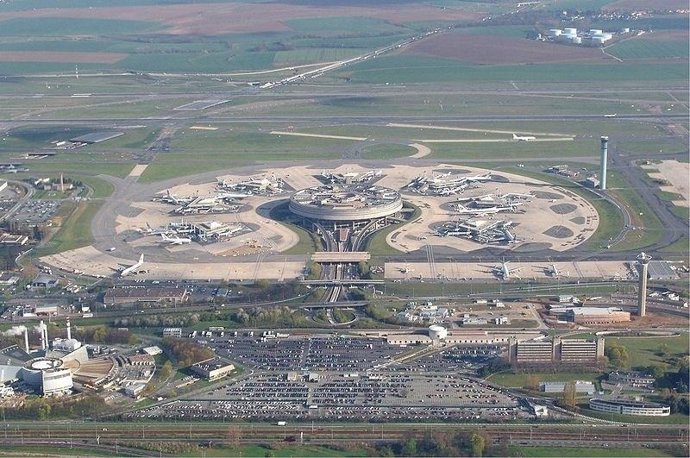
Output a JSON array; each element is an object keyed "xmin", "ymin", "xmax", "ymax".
[
  {"xmin": 139, "ymin": 254, "xmax": 144, "ymax": 264},
  {"xmin": 512, "ymin": 133, "xmax": 518, "ymax": 140}
]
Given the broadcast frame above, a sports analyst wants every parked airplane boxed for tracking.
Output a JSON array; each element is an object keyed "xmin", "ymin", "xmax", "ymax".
[
  {"xmin": 454, "ymin": 204, "xmax": 514, "ymax": 215},
  {"xmin": 512, "ymin": 133, "xmax": 536, "ymax": 141},
  {"xmin": 161, "ymin": 233, "xmax": 192, "ymax": 245},
  {"xmin": 119, "ymin": 254, "xmax": 145, "ymax": 277},
  {"xmin": 491, "ymin": 261, "xmax": 520, "ymax": 280},
  {"xmin": 546, "ymin": 264, "xmax": 560, "ymax": 278}
]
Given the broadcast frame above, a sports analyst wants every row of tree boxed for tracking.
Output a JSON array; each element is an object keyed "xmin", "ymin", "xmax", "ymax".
[
  {"xmin": 372, "ymin": 430, "xmax": 496, "ymax": 457},
  {"xmin": 162, "ymin": 337, "xmax": 214, "ymax": 367},
  {"xmin": 4, "ymin": 395, "xmax": 108, "ymax": 420}
]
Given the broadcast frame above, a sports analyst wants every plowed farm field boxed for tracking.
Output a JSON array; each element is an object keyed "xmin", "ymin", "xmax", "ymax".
[
  {"xmin": 404, "ymin": 33, "xmax": 609, "ymax": 64},
  {"xmin": 0, "ymin": 2, "xmax": 481, "ymax": 35}
]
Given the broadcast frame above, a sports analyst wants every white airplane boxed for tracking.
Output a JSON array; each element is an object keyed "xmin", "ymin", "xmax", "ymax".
[
  {"xmin": 513, "ymin": 133, "xmax": 536, "ymax": 141},
  {"xmin": 604, "ymin": 113, "xmax": 617, "ymax": 118},
  {"xmin": 161, "ymin": 233, "xmax": 192, "ymax": 245},
  {"xmin": 463, "ymin": 172, "xmax": 493, "ymax": 182},
  {"xmin": 491, "ymin": 261, "xmax": 520, "ymax": 280},
  {"xmin": 120, "ymin": 254, "xmax": 145, "ymax": 277},
  {"xmin": 546, "ymin": 264, "xmax": 560, "ymax": 278},
  {"xmin": 454, "ymin": 204, "xmax": 513, "ymax": 215}
]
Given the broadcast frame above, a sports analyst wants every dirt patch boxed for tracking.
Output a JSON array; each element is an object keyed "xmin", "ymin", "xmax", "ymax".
[
  {"xmin": 405, "ymin": 33, "xmax": 608, "ymax": 64},
  {"xmin": 0, "ymin": 51, "xmax": 127, "ymax": 63},
  {"xmin": 604, "ymin": 0, "xmax": 688, "ymax": 12},
  {"xmin": 0, "ymin": 3, "xmax": 481, "ymax": 36}
]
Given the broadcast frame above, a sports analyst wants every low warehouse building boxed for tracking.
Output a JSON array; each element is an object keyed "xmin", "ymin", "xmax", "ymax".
[
  {"xmin": 103, "ymin": 287, "xmax": 188, "ymax": 306},
  {"xmin": 589, "ymin": 398, "xmax": 670, "ymax": 416},
  {"xmin": 567, "ymin": 307, "xmax": 630, "ymax": 325},
  {"xmin": 191, "ymin": 358, "xmax": 235, "ymax": 381}
]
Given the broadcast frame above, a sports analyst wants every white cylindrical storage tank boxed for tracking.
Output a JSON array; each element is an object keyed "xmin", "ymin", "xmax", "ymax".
[
  {"xmin": 428, "ymin": 325, "xmax": 448, "ymax": 340},
  {"xmin": 548, "ymin": 28, "xmax": 562, "ymax": 37}
]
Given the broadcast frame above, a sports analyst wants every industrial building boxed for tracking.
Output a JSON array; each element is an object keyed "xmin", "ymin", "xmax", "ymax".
[
  {"xmin": 191, "ymin": 358, "xmax": 235, "ymax": 381},
  {"xmin": 509, "ymin": 337, "xmax": 605, "ymax": 365},
  {"xmin": 566, "ymin": 307, "xmax": 630, "ymax": 325},
  {"xmin": 103, "ymin": 287, "xmax": 188, "ymax": 306},
  {"xmin": 589, "ymin": 398, "xmax": 670, "ymax": 416}
]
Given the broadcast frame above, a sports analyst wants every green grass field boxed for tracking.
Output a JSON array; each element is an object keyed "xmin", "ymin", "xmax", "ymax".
[
  {"xmin": 605, "ymin": 334, "xmax": 689, "ymax": 370},
  {"xmin": 608, "ymin": 38, "xmax": 690, "ymax": 60},
  {"xmin": 341, "ymin": 55, "xmax": 689, "ymax": 84},
  {"xmin": 487, "ymin": 371, "xmax": 603, "ymax": 388},
  {"xmin": 508, "ymin": 445, "xmax": 672, "ymax": 457},
  {"xmin": 35, "ymin": 201, "xmax": 101, "ymax": 256}
]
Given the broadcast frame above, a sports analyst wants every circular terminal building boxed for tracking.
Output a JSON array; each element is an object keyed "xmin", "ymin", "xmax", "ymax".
[
  {"xmin": 22, "ymin": 357, "xmax": 73, "ymax": 395},
  {"xmin": 289, "ymin": 184, "xmax": 403, "ymax": 227}
]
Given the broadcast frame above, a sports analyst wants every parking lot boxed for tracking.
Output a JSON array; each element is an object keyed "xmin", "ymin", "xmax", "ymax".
[
  {"xmin": 11, "ymin": 199, "xmax": 61, "ymax": 225},
  {"xmin": 129, "ymin": 372, "xmax": 524, "ymax": 422},
  {"xmin": 213, "ymin": 336, "xmax": 407, "ymax": 371},
  {"xmin": 124, "ymin": 333, "xmax": 529, "ymax": 423}
]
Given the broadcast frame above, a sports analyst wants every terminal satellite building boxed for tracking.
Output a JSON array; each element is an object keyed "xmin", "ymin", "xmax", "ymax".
[{"xmin": 289, "ymin": 184, "xmax": 403, "ymax": 228}]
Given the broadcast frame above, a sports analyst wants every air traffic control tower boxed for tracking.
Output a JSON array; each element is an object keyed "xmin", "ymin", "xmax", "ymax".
[{"xmin": 636, "ymin": 252, "xmax": 652, "ymax": 317}]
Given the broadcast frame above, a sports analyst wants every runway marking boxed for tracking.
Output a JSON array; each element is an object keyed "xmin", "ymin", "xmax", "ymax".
[
  {"xmin": 414, "ymin": 137, "xmax": 574, "ymax": 143},
  {"xmin": 128, "ymin": 164, "xmax": 149, "ymax": 178},
  {"xmin": 409, "ymin": 142, "xmax": 431, "ymax": 158},
  {"xmin": 270, "ymin": 131, "xmax": 367, "ymax": 141},
  {"xmin": 388, "ymin": 122, "xmax": 575, "ymax": 138},
  {"xmin": 190, "ymin": 125, "xmax": 218, "ymax": 131}
]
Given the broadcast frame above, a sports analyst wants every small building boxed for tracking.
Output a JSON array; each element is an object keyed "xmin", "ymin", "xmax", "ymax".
[
  {"xmin": 541, "ymin": 380, "xmax": 595, "ymax": 395},
  {"xmin": 128, "ymin": 354, "xmax": 155, "ymax": 366},
  {"xmin": 142, "ymin": 346, "xmax": 163, "ymax": 356},
  {"xmin": 0, "ymin": 233, "xmax": 29, "ymax": 245},
  {"xmin": 162, "ymin": 328, "xmax": 183, "ymax": 338},
  {"xmin": 31, "ymin": 274, "xmax": 59, "ymax": 289},
  {"xmin": 124, "ymin": 383, "xmax": 147, "ymax": 398},
  {"xmin": 0, "ymin": 272, "xmax": 20, "ymax": 286},
  {"xmin": 190, "ymin": 358, "xmax": 235, "ymax": 381},
  {"xmin": 608, "ymin": 371, "xmax": 655, "ymax": 388}
]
